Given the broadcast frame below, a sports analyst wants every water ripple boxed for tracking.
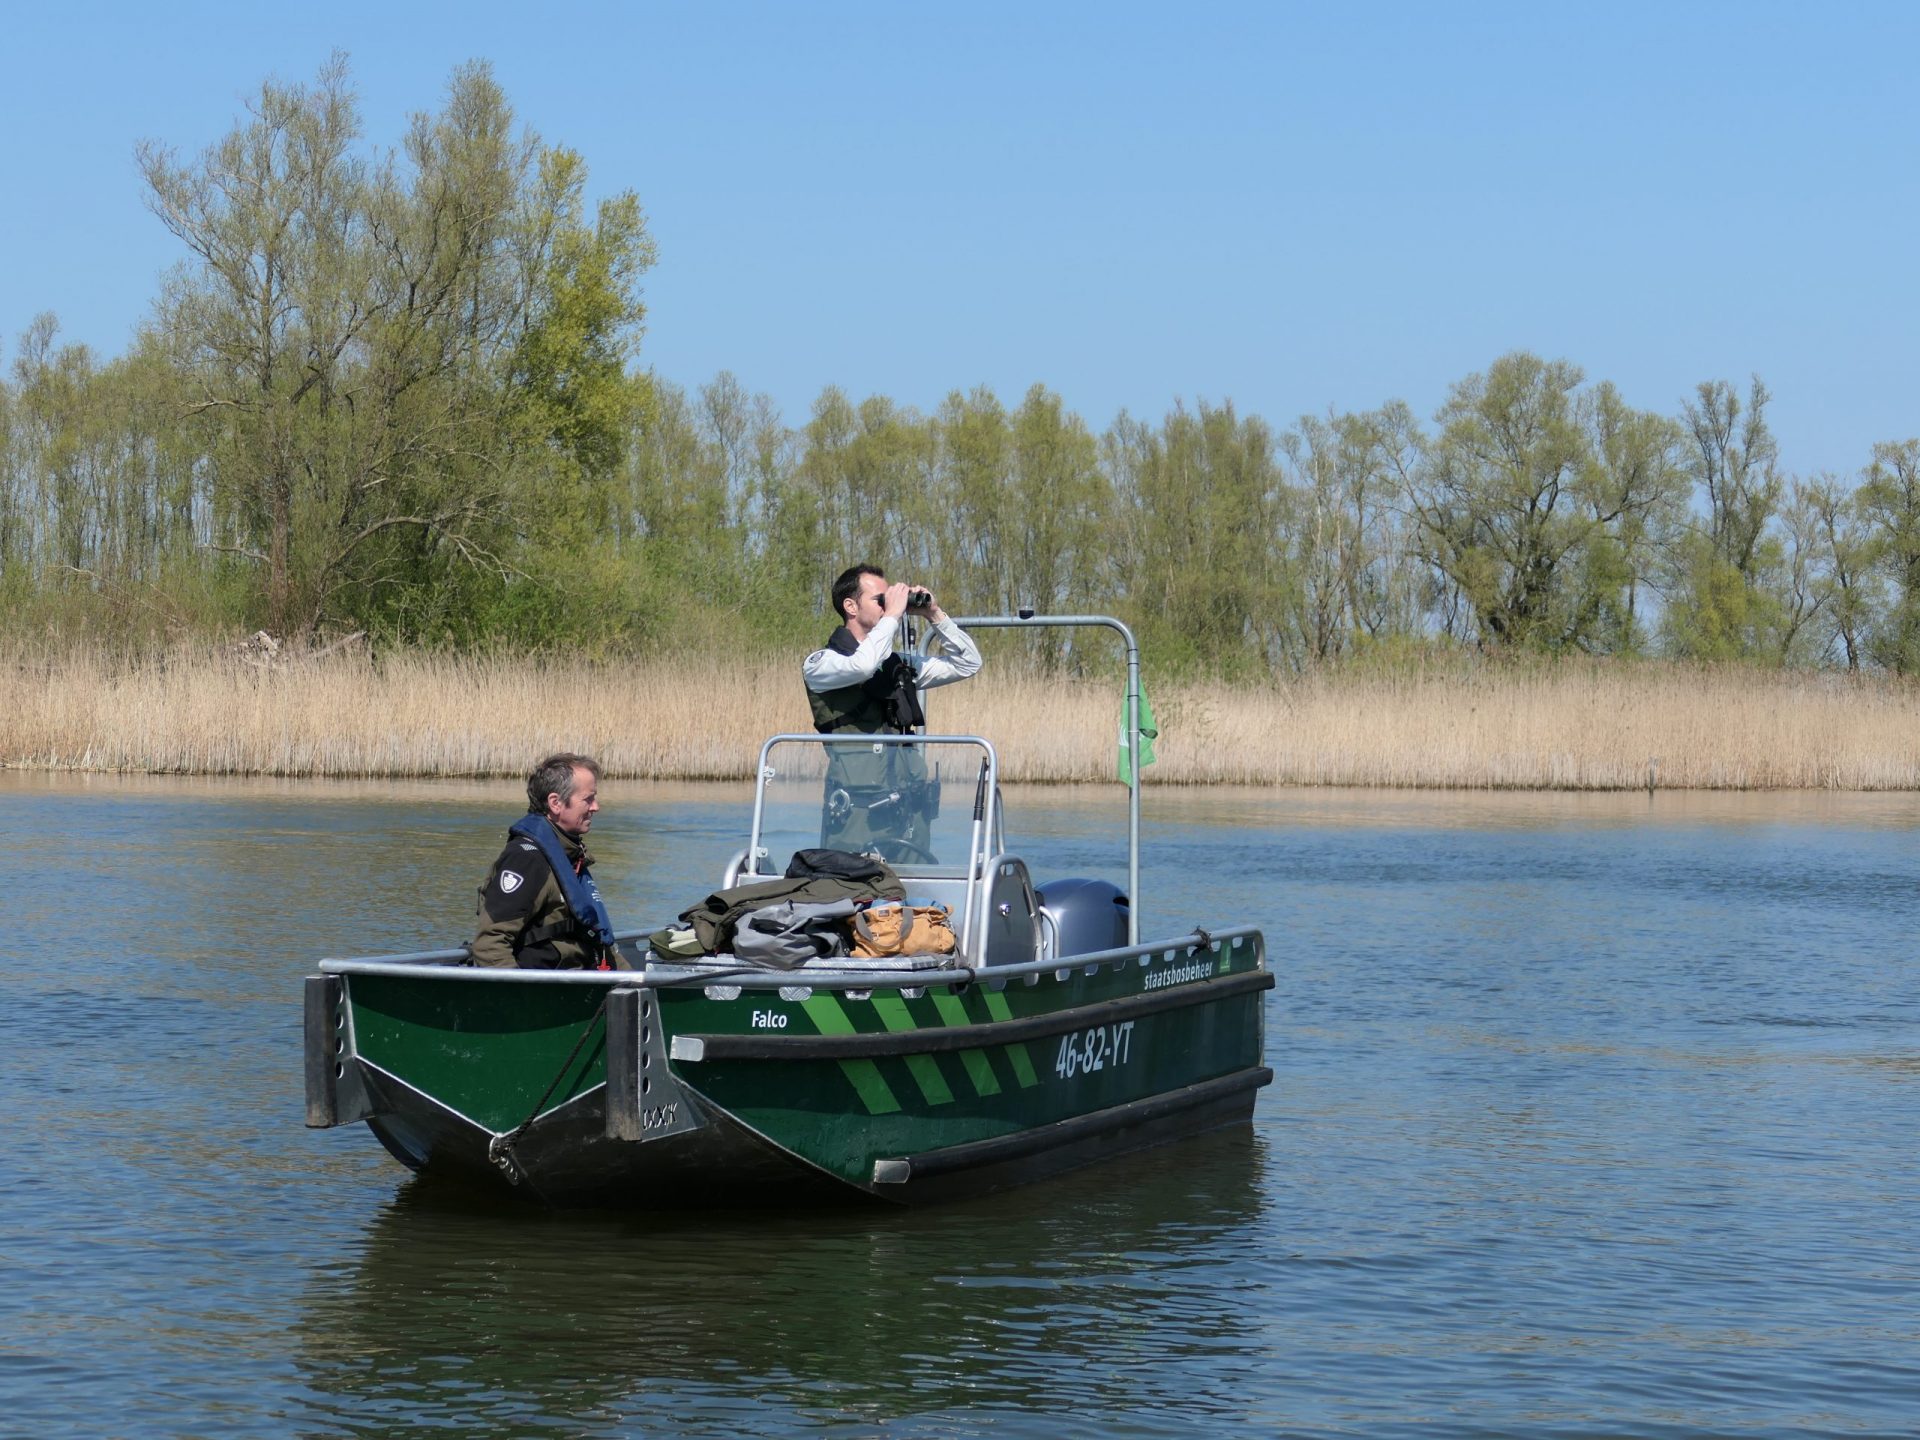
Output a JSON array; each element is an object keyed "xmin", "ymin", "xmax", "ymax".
[{"xmin": 5, "ymin": 780, "xmax": 1920, "ymax": 1436}]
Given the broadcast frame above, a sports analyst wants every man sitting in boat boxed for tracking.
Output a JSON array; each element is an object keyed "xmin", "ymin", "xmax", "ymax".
[
  {"xmin": 802, "ymin": 564, "xmax": 982, "ymax": 862},
  {"xmin": 470, "ymin": 753, "xmax": 630, "ymax": 970}
]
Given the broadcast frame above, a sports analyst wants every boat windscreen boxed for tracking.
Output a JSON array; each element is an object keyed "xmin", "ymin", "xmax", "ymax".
[{"xmin": 748, "ymin": 737, "xmax": 992, "ymax": 880}]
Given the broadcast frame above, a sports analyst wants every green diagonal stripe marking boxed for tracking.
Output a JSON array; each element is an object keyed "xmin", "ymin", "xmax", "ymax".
[
  {"xmin": 872, "ymin": 994, "xmax": 953, "ymax": 1106},
  {"xmin": 931, "ymin": 991, "xmax": 1001, "ymax": 1097},
  {"xmin": 803, "ymin": 993, "xmax": 860, "ymax": 1035},
  {"xmin": 803, "ymin": 993, "xmax": 900, "ymax": 1115},
  {"xmin": 981, "ymin": 988, "xmax": 1039, "ymax": 1088}
]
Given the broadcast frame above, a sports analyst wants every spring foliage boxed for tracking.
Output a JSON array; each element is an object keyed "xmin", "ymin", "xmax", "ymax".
[{"xmin": 3, "ymin": 59, "xmax": 1918, "ymax": 676}]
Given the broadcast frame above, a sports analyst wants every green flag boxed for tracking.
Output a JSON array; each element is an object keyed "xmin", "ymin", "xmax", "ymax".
[{"xmin": 1118, "ymin": 687, "xmax": 1158, "ymax": 785}]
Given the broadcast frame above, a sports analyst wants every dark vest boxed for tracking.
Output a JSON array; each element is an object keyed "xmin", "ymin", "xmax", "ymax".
[
  {"xmin": 808, "ymin": 626, "xmax": 926, "ymax": 734},
  {"xmin": 507, "ymin": 813, "xmax": 618, "ymax": 954}
]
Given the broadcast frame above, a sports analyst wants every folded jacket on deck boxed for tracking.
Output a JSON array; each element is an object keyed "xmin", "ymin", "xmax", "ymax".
[{"xmin": 677, "ymin": 868, "xmax": 906, "ymax": 954}]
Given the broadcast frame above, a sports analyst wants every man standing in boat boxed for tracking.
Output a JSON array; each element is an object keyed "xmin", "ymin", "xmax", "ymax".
[
  {"xmin": 802, "ymin": 564, "xmax": 982, "ymax": 860},
  {"xmin": 470, "ymin": 753, "xmax": 630, "ymax": 970}
]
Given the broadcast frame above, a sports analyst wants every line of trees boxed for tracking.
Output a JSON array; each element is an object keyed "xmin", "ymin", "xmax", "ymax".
[{"xmin": 3, "ymin": 59, "xmax": 1918, "ymax": 676}]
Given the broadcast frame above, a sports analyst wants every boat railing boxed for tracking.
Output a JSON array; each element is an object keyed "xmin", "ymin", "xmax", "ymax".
[
  {"xmin": 315, "ymin": 924, "xmax": 1262, "ymax": 990},
  {"xmin": 742, "ymin": 731, "xmax": 1000, "ymax": 956},
  {"xmin": 920, "ymin": 613, "xmax": 1142, "ymax": 945},
  {"xmin": 316, "ymin": 929, "xmax": 656, "ymax": 971}
]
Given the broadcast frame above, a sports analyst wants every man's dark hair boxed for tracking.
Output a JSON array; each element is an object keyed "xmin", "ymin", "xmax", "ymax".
[
  {"xmin": 830, "ymin": 563, "xmax": 884, "ymax": 621},
  {"xmin": 527, "ymin": 753, "xmax": 601, "ymax": 813}
]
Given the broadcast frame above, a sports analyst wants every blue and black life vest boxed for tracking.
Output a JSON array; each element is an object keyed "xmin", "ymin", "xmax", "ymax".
[{"xmin": 507, "ymin": 813, "xmax": 618, "ymax": 953}]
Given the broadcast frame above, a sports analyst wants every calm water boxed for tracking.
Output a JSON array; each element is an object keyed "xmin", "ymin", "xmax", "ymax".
[{"xmin": 3, "ymin": 774, "xmax": 1919, "ymax": 1438}]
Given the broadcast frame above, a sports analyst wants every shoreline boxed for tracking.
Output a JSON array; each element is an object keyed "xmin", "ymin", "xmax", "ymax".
[
  {"xmin": 5, "ymin": 647, "xmax": 1917, "ymax": 791},
  {"xmin": 5, "ymin": 763, "xmax": 1917, "ymax": 795}
]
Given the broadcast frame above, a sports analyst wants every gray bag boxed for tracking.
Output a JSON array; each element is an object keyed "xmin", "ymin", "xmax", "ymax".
[{"xmin": 729, "ymin": 897, "xmax": 860, "ymax": 969}]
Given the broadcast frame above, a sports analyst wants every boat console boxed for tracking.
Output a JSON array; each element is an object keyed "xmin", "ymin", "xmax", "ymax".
[{"xmin": 734, "ymin": 732, "xmax": 1129, "ymax": 969}]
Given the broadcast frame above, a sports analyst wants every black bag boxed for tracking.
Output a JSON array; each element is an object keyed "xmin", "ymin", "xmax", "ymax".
[{"xmin": 784, "ymin": 848, "xmax": 895, "ymax": 885}]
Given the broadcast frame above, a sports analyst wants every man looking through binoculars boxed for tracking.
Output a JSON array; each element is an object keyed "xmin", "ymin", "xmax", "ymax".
[{"xmin": 801, "ymin": 564, "xmax": 982, "ymax": 859}]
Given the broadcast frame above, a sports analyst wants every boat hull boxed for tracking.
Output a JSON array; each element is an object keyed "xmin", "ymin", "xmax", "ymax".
[{"xmin": 308, "ymin": 930, "xmax": 1271, "ymax": 1208}]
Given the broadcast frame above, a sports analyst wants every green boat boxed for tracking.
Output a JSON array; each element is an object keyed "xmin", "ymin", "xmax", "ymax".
[{"xmin": 304, "ymin": 615, "xmax": 1272, "ymax": 1206}]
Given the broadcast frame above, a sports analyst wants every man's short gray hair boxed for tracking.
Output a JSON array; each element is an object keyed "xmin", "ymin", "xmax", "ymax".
[{"xmin": 527, "ymin": 753, "xmax": 602, "ymax": 813}]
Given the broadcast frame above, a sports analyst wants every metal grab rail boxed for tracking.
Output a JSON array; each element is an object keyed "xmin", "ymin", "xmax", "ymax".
[
  {"xmin": 317, "ymin": 929, "xmax": 656, "ymax": 969},
  {"xmin": 743, "ymin": 731, "xmax": 1000, "ymax": 957},
  {"xmin": 314, "ymin": 925, "xmax": 1260, "ymax": 990},
  {"xmin": 923, "ymin": 614, "xmax": 1142, "ymax": 945}
]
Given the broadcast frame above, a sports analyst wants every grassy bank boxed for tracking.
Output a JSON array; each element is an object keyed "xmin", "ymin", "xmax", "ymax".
[{"xmin": 3, "ymin": 645, "xmax": 1916, "ymax": 789}]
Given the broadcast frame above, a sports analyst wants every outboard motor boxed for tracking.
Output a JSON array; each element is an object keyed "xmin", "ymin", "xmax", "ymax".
[{"xmin": 1036, "ymin": 878, "xmax": 1129, "ymax": 959}]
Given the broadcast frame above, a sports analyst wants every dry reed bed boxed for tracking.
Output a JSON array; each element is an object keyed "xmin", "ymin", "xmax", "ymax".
[{"xmin": 3, "ymin": 648, "xmax": 1916, "ymax": 789}]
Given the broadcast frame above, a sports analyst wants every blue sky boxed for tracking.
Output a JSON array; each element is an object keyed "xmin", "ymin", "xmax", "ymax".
[{"xmin": 3, "ymin": 1, "xmax": 1915, "ymax": 475}]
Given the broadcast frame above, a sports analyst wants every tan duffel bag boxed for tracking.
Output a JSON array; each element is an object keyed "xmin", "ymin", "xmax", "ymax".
[{"xmin": 850, "ymin": 902, "xmax": 957, "ymax": 958}]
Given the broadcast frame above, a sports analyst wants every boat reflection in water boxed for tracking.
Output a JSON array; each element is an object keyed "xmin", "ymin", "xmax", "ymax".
[{"xmin": 294, "ymin": 1129, "xmax": 1270, "ymax": 1436}]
